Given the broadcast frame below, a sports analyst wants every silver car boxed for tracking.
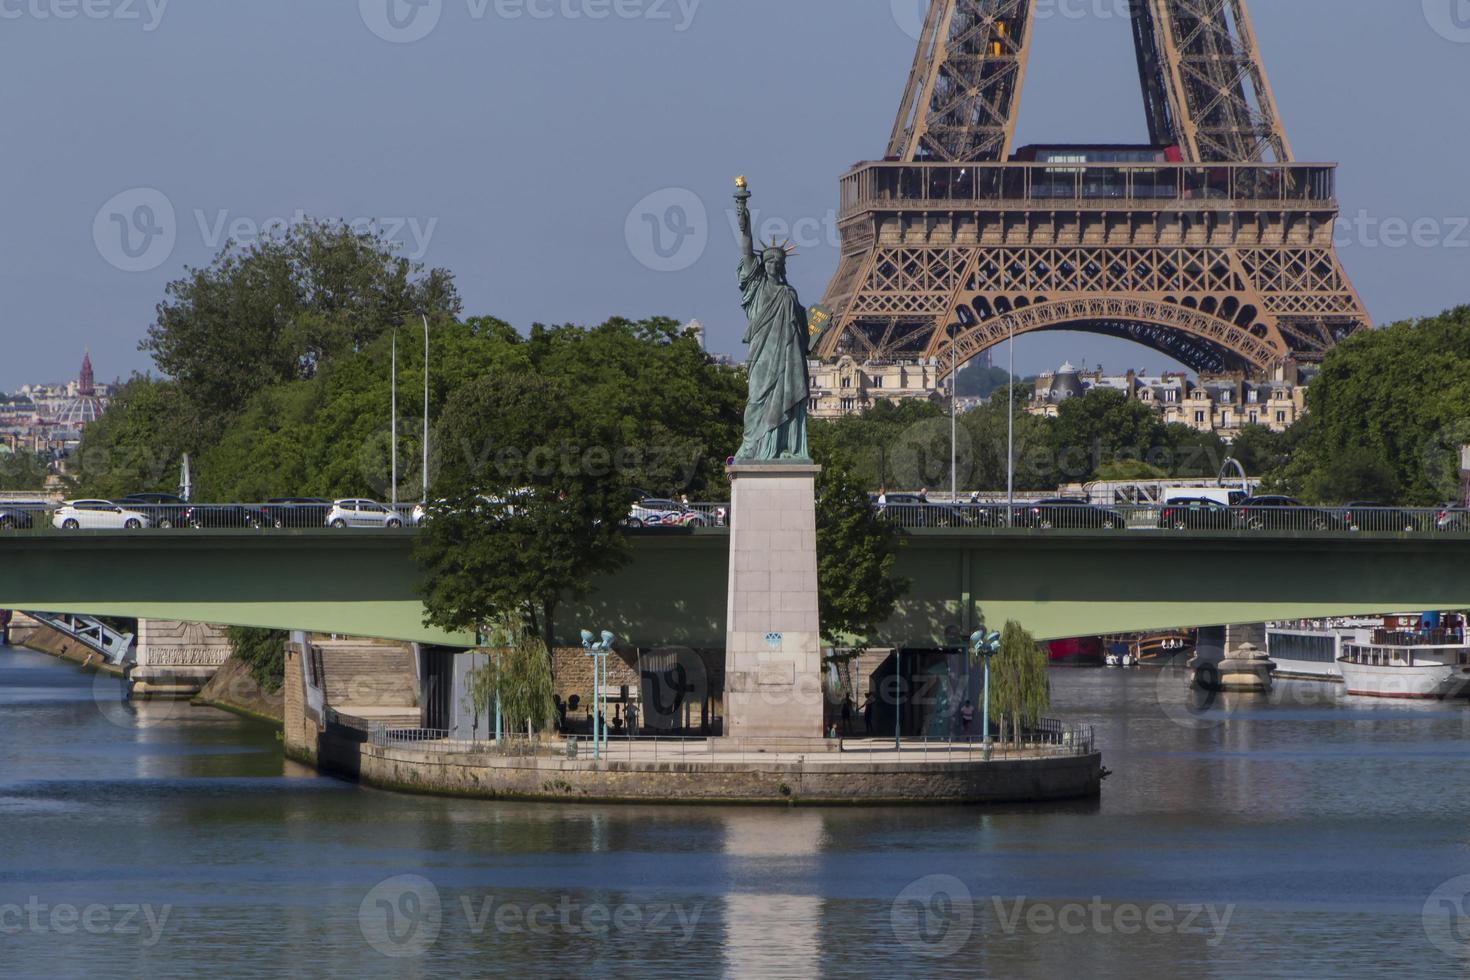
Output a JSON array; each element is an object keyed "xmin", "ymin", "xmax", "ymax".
[{"xmin": 326, "ymin": 499, "xmax": 406, "ymax": 528}]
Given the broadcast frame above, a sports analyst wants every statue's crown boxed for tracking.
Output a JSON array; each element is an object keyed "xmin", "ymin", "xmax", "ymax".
[{"xmin": 763, "ymin": 237, "xmax": 798, "ymax": 259}]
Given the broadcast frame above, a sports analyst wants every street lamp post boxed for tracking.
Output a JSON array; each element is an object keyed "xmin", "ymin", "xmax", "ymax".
[
  {"xmin": 390, "ymin": 326, "xmax": 398, "ymax": 507},
  {"xmin": 950, "ymin": 332, "xmax": 958, "ymax": 501},
  {"xmin": 581, "ymin": 629, "xmax": 617, "ymax": 759},
  {"xmin": 421, "ymin": 314, "xmax": 431, "ymax": 504},
  {"xmin": 1005, "ymin": 316, "xmax": 1015, "ymax": 524},
  {"xmin": 894, "ymin": 649, "xmax": 903, "ymax": 752},
  {"xmin": 970, "ymin": 629, "xmax": 1000, "ymax": 757}
]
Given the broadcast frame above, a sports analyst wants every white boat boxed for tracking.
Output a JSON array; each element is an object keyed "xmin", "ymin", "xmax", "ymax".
[
  {"xmin": 1339, "ymin": 621, "xmax": 1470, "ymax": 699},
  {"xmin": 1265, "ymin": 619, "xmax": 1378, "ymax": 681}
]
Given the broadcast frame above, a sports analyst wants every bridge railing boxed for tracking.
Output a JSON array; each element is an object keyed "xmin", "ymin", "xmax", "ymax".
[
  {"xmin": 872, "ymin": 501, "xmax": 1470, "ymax": 535},
  {"xmin": 367, "ymin": 722, "xmax": 1098, "ymax": 762},
  {"xmin": 3, "ymin": 500, "xmax": 1466, "ymax": 537}
]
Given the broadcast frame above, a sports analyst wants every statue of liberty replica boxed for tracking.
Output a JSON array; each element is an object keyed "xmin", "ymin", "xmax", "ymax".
[{"xmin": 733, "ymin": 176, "xmax": 812, "ymax": 462}]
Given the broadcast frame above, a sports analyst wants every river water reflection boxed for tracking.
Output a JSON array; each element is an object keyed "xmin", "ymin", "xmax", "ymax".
[{"xmin": 4, "ymin": 644, "xmax": 1470, "ymax": 978}]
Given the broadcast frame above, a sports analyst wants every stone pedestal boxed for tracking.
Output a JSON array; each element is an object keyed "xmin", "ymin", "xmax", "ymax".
[
  {"xmin": 130, "ymin": 620, "xmax": 233, "ymax": 699},
  {"xmin": 720, "ymin": 462, "xmax": 826, "ymax": 745}
]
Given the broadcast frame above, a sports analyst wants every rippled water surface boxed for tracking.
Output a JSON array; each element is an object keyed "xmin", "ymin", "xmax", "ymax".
[{"xmin": 4, "ymin": 644, "xmax": 1470, "ymax": 978}]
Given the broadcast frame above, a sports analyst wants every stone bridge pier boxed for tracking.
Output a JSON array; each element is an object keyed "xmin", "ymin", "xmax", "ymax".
[{"xmin": 130, "ymin": 620, "xmax": 233, "ymax": 699}]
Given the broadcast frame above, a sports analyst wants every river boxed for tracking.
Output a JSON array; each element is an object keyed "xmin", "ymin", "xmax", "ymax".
[{"xmin": 3, "ymin": 642, "xmax": 1470, "ymax": 978}]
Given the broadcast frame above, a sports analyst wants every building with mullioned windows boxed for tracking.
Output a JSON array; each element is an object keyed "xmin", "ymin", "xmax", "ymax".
[
  {"xmin": 1029, "ymin": 362, "xmax": 1306, "ymax": 440},
  {"xmin": 807, "ymin": 357, "xmax": 947, "ymax": 420}
]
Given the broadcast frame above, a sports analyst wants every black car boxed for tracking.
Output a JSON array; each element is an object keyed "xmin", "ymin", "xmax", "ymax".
[
  {"xmin": 1342, "ymin": 502, "xmax": 1423, "ymax": 533},
  {"xmin": 880, "ymin": 494, "xmax": 990, "ymax": 528},
  {"xmin": 183, "ymin": 504, "xmax": 263, "ymax": 529},
  {"xmin": 0, "ymin": 507, "xmax": 36, "ymax": 531},
  {"xmin": 1234, "ymin": 495, "xmax": 1349, "ymax": 531},
  {"xmin": 257, "ymin": 498, "xmax": 332, "ymax": 528},
  {"xmin": 1158, "ymin": 498, "xmax": 1234, "ymax": 530},
  {"xmin": 115, "ymin": 493, "xmax": 191, "ymax": 529},
  {"xmin": 1017, "ymin": 499, "xmax": 1125, "ymax": 530}
]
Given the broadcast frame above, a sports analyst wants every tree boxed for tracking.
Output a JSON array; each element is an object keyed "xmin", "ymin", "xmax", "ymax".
[
  {"xmin": 1049, "ymin": 388, "xmax": 1166, "ymax": 482},
  {"xmin": 70, "ymin": 376, "xmax": 202, "ymax": 498},
  {"xmin": 141, "ymin": 220, "xmax": 461, "ymax": 434},
  {"xmin": 814, "ymin": 462, "xmax": 909, "ymax": 646},
  {"xmin": 226, "ymin": 626, "xmax": 287, "ymax": 692},
  {"xmin": 954, "ymin": 364, "xmax": 1014, "ymax": 400},
  {"xmin": 524, "ymin": 317, "xmax": 744, "ymax": 498},
  {"xmin": 987, "ymin": 620, "xmax": 1050, "ymax": 744},
  {"xmin": 1278, "ymin": 307, "xmax": 1470, "ymax": 504},
  {"xmin": 0, "ymin": 449, "xmax": 48, "ymax": 492},
  {"xmin": 463, "ymin": 618, "xmax": 559, "ymax": 738},
  {"xmin": 414, "ymin": 368, "xmax": 634, "ymax": 654},
  {"xmin": 1228, "ymin": 424, "xmax": 1289, "ymax": 478}
]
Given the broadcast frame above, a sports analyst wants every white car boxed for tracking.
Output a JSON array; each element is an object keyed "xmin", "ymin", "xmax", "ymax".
[
  {"xmin": 325, "ymin": 499, "xmax": 406, "ymax": 528},
  {"xmin": 53, "ymin": 500, "xmax": 153, "ymax": 530}
]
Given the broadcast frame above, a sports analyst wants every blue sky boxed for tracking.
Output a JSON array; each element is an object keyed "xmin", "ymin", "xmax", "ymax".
[{"xmin": 3, "ymin": 0, "xmax": 1468, "ymax": 391}]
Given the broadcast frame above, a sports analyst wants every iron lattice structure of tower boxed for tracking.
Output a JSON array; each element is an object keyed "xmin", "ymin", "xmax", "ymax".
[{"xmin": 816, "ymin": 0, "xmax": 1370, "ymax": 378}]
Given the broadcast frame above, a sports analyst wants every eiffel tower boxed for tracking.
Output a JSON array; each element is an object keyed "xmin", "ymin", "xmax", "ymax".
[{"xmin": 815, "ymin": 0, "xmax": 1370, "ymax": 379}]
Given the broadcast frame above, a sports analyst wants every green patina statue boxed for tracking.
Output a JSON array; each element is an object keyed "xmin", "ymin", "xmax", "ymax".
[{"xmin": 733, "ymin": 176, "xmax": 815, "ymax": 462}]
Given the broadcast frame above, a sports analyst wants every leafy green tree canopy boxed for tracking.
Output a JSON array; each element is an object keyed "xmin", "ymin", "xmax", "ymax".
[{"xmin": 414, "ymin": 368, "xmax": 634, "ymax": 651}]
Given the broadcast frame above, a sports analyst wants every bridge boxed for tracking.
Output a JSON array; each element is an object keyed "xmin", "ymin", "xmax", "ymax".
[{"xmin": 0, "ymin": 526, "xmax": 1465, "ymax": 646}]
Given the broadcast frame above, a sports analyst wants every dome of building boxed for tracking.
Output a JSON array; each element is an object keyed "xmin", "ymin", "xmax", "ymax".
[
  {"xmin": 1047, "ymin": 362, "xmax": 1085, "ymax": 403},
  {"xmin": 58, "ymin": 351, "xmax": 105, "ymax": 427}
]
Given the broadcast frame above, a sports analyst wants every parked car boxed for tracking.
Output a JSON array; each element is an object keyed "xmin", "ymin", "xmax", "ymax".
[
  {"xmin": 53, "ymin": 500, "xmax": 153, "ymax": 530},
  {"xmin": 625, "ymin": 498, "xmax": 712, "ymax": 529},
  {"xmin": 257, "ymin": 497, "xmax": 332, "ymax": 529},
  {"xmin": 1234, "ymin": 495, "xmax": 1349, "ymax": 531},
  {"xmin": 326, "ymin": 499, "xmax": 406, "ymax": 528},
  {"xmin": 114, "ymin": 493, "xmax": 191, "ymax": 529},
  {"xmin": 1342, "ymin": 502, "xmax": 1423, "ymax": 533},
  {"xmin": 183, "ymin": 504, "xmax": 264, "ymax": 529},
  {"xmin": 1157, "ymin": 497, "xmax": 1234, "ymax": 530},
  {"xmin": 0, "ymin": 507, "xmax": 36, "ymax": 531},
  {"xmin": 1016, "ymin": 499, "xmax": 1125, "ymax": 530},
  {"xmin": 1436, "ymin": 505, "xmax": 1470, "ymax": 533}
]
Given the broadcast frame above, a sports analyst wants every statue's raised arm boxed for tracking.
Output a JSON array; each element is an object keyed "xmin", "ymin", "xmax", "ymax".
[{"xmin": 734, "ymin": 175, "xmax": 755, "ymax": 260}]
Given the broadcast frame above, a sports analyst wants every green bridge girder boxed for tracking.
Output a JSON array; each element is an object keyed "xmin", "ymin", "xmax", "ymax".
[{"xmin": 0, "ymin": 529, "xmax": 1465, "ymax": 646}]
